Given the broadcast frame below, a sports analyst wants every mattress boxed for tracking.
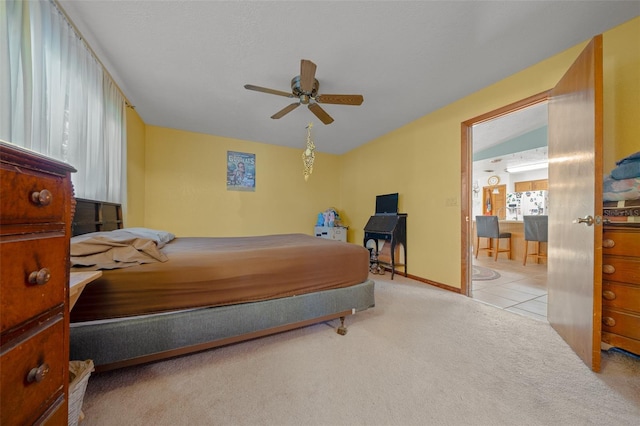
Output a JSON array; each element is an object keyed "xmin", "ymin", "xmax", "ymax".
[{"xmin": 70, "ymin": 233, "xmax": 369, "ymax": 322}]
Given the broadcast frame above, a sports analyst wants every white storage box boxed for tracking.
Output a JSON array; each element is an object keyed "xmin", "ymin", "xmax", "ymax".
[{"xmin": 314, "ymin": 226, "xmax": 347, "ymax": 242}]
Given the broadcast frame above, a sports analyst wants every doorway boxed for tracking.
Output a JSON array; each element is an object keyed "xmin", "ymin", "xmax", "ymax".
[
  {"xmin": 471, "ymin": 101, "xmax": 549, "ymax": 321},
  {"xmin": 461, "ymin": 91, "xmax": 549, "ymax": 302},
  {"xmin": 462, "ymin": 36, "xmax": 604, "ymax": 371}
]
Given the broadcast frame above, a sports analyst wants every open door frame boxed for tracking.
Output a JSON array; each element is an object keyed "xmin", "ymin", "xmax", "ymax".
[
  {"xmin": 461, "ymin": 36, "xmax": 603, "ymax": 371},
  {"xmin": 460, "ymin": 91, "xmax": 549, "ymax": 297}
]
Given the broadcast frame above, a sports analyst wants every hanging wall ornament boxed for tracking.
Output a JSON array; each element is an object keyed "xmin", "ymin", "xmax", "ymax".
[{"xmin": 302, "ymin": 122, "xmax": 315, "ymax": 181}]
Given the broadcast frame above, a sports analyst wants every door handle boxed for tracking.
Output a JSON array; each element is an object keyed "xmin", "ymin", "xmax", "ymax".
[{"xmin": 573, "ymin": 215, "xmax": 594, "ymax": 226}]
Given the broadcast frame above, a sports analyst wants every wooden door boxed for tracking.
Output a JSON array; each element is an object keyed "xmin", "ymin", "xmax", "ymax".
[
  {"xmin": 547, "ymin": 36, "xmax": 603, "ymax": 371},
  {"xmin": 481, "ymin": 185, "xmax": 506, "ymax": 219},
  {"xmin": 493, "ymin": 185, "xmax": 506, "ymax": 219}
]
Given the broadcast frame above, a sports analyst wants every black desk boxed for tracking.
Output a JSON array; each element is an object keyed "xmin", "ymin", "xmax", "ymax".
[{"xmin": 363, "ymin": 213, "xmax": 407, "ymax": 279}]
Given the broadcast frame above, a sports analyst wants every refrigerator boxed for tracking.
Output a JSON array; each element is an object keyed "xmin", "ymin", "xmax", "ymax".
[
  {"xmin": 520, "ymin": 190, "xmax": 548, "ymax": 217},
  {"xmin": 506, "ymin": 192, "xmax": 522, "ymax": 220},
  {"xmin": 506, "ymin": 190, "xmax": 548, "ymax": 220}
]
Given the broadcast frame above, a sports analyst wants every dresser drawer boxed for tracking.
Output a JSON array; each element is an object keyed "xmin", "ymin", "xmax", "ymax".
[
  {"xmin": 602, "ymin": 256, "xmax": 640, "ymax": 285},
  {"xmin": 0, "ymin": 235, "xmax": 67, "ymax": 333},
  {"xmin": 1, "ymin": 315, "xmax": 66, "ymax": 426},
  {"xmin": 602, "ymin": 307, "xmax": 640, "ymax": 341},
  {"xmin": 602, "ymin": 281, "xmax": 640, "ymax": 312},
  {"xmin": 603, "ymin": 229, "xmax": 640, "ymax": 258},
  {"xmin": 601, "ymin": 331, "xmax": 640, "ymax": 356},
  {"xmin": 0, "ymin": 164, "xmax": 66, "ymax": 225},
  {"xmin": 38, "ymin": 394, "xmax": 68, "ymax": 426}
]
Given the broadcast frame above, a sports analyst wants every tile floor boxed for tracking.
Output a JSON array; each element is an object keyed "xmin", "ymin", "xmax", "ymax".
[{"xmin": 472, "ymin": 253, "xmax": 548, "ymax": 322}]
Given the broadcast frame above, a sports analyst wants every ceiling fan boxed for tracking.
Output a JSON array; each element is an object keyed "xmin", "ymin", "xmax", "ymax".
[{"xmin": 244, "ymin": 59, "xmax": 363, "ymax": 125}]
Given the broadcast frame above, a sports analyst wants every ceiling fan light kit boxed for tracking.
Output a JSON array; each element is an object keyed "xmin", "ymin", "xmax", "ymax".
[{"xmin": 244, "ymin": 59, "xmax": 363, "ymax": 125}]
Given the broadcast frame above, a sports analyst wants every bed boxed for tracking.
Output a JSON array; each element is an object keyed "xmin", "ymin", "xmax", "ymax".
[{"xmin": 68, "ymin": 199, "xmax": 375, "ymax": 371}]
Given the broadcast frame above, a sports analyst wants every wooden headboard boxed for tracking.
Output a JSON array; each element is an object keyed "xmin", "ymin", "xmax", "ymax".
[{"xmin": 72, "ymin": 198, "xmax": 123, "ymax": 236}]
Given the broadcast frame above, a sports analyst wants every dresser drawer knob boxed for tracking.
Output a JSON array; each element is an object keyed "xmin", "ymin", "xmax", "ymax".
[
  {"xmin": 27, "ymin": 363, "xmax": 50, "ymax": 383},
  {"xmin": 602, "ymin": 317, "xmax": 616, "ymax": 327},
  {"xmin": 31, "ymin": 189, "xmax": 52, "ymax": 206},
  {"xmin": 28, "ymin": 268, "xmax": 51, "ymax": 285},
  {"xmin": 602, "ymin": 238, "xmax": 615, "ymax": 248},
  {"xmin": 602, "ymin": 290, "xmax": 616, "ymax": 300},
  {"xmin": 602, "ymin": 264, "xmax": 615, "ymax": 275}
]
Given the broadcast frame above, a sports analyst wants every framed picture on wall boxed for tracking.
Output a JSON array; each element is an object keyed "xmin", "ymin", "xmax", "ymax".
[{"xmin": 227, "ymin": 151, "xmax": 256, "ymax": 191}]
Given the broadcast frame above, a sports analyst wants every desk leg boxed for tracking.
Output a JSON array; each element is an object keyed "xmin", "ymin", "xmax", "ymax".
[
  {"xmin": 390, "ymin": 240, "xmax": 395, "ymax": 280},
  {"xmin": 403, "ymin": 242, "xmax": 407, "ymax": 277}
]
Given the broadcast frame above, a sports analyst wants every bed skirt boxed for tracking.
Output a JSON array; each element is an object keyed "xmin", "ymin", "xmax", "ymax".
[{"xmin": 70, "ymin": 279, "xmax": 375, "ymax": 371}]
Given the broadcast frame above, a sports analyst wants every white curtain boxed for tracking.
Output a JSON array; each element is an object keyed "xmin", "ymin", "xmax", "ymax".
[{"xmin": 0, "ymin": 0, "xmax": 126, "ymax": 204}]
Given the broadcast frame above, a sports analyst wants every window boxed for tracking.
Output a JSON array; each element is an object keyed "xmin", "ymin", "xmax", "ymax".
[{"xmin": 1, "ymin": 0, "xmax": 126, "ymax": 203}]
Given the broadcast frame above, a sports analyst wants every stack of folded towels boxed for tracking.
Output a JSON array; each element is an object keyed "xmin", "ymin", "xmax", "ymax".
[{"xmin": 603, "ymin": 151, "xmax": 640, "ymax": 223}]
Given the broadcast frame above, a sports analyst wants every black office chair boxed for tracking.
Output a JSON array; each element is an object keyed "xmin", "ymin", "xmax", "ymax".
[
  {"xmin": 523, "ymin": 215, "xmax": 548, "ymax": 265},
  {"xmin": 475, "ymin": 216, "xmax": 512, "ymax": 261}
]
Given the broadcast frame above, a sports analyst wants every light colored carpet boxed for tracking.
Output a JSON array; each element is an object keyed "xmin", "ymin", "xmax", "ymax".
[
  {"xmin": 472, "ymin": 265, "xmax": 501, "ymax": 280},
  {"xmin": 79, "ymin": 274, "xmax": 640, "ymax": 426}
]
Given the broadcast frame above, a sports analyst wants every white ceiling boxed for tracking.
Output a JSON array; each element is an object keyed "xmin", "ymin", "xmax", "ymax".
[
  {"xmin": 473, "ymin": 102, "xmax": 548, "ymax": 173},
  {"xmin": 473, "ymin": 102, "xmax": 548, "ymax": 152},
  {"xmin": 57, "ymin": 1, "xmax": 639, "ymax": 155}
]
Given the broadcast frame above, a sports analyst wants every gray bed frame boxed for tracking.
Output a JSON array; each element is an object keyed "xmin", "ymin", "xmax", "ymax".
[{"xmin": 69, "ymin": 199, "xmax": 375, "ymax": 371}]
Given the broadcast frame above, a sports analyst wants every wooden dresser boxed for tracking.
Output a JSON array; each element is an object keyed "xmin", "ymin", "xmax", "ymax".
[
  {"xmin": 1, "ymin": 142, "xmax": 76, "ymax": 425},
  {"xmin": 601, "ymin": 224, "xmax": 640, "ymax": 356}
]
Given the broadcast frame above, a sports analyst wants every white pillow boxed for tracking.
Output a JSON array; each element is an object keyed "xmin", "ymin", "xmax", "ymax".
[{"xmin": 123, "ymin": 227, "xmax": 176, "ymax": 246}]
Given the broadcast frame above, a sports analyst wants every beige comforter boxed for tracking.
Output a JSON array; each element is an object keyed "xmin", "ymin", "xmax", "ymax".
[{"xmin": 70, "ymin": 229, "xmax": 172, "ymax": 270}]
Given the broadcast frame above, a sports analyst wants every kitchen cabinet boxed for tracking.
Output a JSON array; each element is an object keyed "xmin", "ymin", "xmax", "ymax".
[{"xmin": 514, "ymin": 179, "xmax": 548, "ymax": 192}]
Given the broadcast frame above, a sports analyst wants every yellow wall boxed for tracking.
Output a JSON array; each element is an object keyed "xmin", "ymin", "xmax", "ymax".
[
  {"xmin": 125, "ymin": 107, "xmax": 146, "ymax": 227},
  {"xmin": 603, "ymin": 16, "xmax": 640, "ymax": 170},
  {"xmin": 142, "ymin": 126, "xmax": 342, "ymax": 237},
  {"xmin": 124, "ymin": 17, "xmax": 638, "ymax": 290},
  {"xmin": 341, "ymin": 17, "xmax": 639, "ymax": 290}
]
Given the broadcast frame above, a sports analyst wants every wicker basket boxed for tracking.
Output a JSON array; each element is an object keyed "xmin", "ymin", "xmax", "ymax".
[{"xmin": 68, "ymin": 360, "xmax": 94, "ymax": 426}]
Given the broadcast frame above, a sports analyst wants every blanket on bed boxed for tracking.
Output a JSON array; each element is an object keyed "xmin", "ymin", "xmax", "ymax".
[
  {"xmin": 71, "ymin": 228, "xmax": 174, "ymax": 270},
  {"xmin": 70, "ymin": 233, "xmax": 370, "ymax": 321}
]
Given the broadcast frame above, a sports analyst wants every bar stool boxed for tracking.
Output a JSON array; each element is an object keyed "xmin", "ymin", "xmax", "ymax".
[
  {"xmin": 475, "ymin": 216, "xmax": 512, "ymax": 261},
  {"xmin": 523, "ymin": 215, "xmax": 548, "ymax": 265}
]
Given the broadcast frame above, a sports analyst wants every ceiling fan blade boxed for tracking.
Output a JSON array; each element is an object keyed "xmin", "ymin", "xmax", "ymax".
[
  {"xmin": 300, "ymin": 60, "xmax": 317, "ymax": 94},
  {"xmin": 244, "ymin": 84, "xmax": 293, "ymax": 98},
  {"xmin": 308, "ymin": 103, "xmax": 334, "ymax": 125},
  {"xmin": 315, "ymin": 94, "xmax": 364, "ymax": 106},
  {"xmin": 271, "ymin": 102, "xmax": 300, "ymax": 119}
]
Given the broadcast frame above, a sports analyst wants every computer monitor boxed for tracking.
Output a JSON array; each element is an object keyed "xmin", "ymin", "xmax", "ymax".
[{"xmin": 375, "ymin": 193, "xmax": 398, "ymax": 214}]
